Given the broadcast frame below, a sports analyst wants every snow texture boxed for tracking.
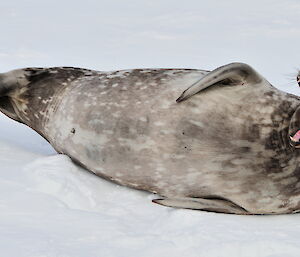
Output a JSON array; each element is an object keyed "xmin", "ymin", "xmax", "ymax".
[{"xmin": 0, "ymin": 0, "xmax": 300, "ymax": 256}]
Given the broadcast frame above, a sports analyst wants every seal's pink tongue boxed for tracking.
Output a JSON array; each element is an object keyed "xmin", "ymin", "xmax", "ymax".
[{"xmin": 291, "ymin": 130, "xmax": 300, "ymax": 142}]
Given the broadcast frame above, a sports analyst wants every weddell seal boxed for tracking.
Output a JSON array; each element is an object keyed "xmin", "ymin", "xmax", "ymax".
[{"xmin": 1, "ymin": 62, "xmax": 300, "ymax": 215}]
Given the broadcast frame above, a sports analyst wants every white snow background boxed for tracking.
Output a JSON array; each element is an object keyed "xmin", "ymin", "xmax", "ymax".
[{"xmin": 0, "ymin": 0, "xmax": 300, "ymax": 256}]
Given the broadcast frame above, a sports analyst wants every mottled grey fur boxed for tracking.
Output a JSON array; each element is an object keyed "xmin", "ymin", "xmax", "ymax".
[{"xmin": 1, "ymin": 62, "xmax": 300, "ymax": 215}]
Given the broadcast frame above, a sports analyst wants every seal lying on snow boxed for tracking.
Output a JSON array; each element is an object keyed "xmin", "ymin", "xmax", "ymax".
[{"xmin": 1, "ymin": 62, "xmax": 300, "ymax": 215}]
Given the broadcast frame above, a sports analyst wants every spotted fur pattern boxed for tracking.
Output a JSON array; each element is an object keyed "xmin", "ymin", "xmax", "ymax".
[{"xmin": 1, "ymin": 63, "xmax": 300, "ymax": 214}]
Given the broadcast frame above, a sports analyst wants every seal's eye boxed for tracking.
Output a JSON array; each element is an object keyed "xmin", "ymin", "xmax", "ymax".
[{"xmin": 297, "ymin": 74, "xmax": 300, "ymax": 87}]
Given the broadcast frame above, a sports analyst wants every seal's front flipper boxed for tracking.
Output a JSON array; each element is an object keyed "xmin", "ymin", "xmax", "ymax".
[
  {"xmin": 152, "ymin": 197, "xmax": 249, "ymax": 215},
  {"xmin": 176, "ymin": 62, "xmax": 264, "ymax": 102}
]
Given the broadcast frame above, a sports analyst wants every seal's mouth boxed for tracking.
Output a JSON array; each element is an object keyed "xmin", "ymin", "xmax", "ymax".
[{"xmin": 290, "ymin": 130, "xmax": 300, "ymax": 148}]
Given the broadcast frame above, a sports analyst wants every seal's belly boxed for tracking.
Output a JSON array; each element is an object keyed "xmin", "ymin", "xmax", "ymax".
[{"xmin": 44, "ymin": 70, "xmax": 280, "ymax": 199}]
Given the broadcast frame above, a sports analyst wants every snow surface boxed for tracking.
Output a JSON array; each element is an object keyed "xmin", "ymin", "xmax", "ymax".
[{"xmin": 1, "ymin": 0, "xmax": 300, "ymax": 256}]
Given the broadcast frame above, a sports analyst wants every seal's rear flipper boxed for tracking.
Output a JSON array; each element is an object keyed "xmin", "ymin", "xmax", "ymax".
[
  {"xmin": 152, "ymin": 197, "xmax": 249, "ymax": 215},
  {"xmin": 176, "ymin": 62, "xmax": 264, "ymax": 102},
  {"xmin": 0, "ymin": 68, "xmax": 50, "ymax": 122}
]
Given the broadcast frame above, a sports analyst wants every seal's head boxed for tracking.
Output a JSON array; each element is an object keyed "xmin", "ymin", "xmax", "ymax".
[
  {"xmin": 289, "ymin": 72, "xmax": 300, "ymax": 147},
  {"xmin": 290, "ymin": 131, "xmax": 300, "ymax": 147},
  {"xmin": 289, "ymin": 105, "xmax": 300, "ymax": 148}
]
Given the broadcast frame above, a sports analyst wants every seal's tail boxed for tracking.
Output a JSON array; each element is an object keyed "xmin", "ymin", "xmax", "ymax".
[{"xmin": 0, "ymin": 69, "xmax": 36, "ymax": 122}]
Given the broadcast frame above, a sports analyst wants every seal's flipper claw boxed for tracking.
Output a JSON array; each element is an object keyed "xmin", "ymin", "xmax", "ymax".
[
  {"xmin": 152, "ymin": 197, "xmax": 249, "ymax": 215},
  {"xmin": 176, "ymin": 82, "xmax": 211, "ymax": 103}
]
